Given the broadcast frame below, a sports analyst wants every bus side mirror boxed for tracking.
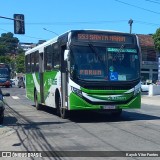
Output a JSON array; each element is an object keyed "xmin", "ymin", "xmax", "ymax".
[{"xmin": 64, "ymin": 50, "xmax": 70, "ymax": 61}]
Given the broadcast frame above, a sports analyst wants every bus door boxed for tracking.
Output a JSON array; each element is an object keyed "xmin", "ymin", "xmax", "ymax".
[
  {"xmin": 61, "ymin": 47, "xmax": 68, "ymax": 110},
  {"xmin": 39, "ymin": 52, "xmax": 44, "ymax": 103}
]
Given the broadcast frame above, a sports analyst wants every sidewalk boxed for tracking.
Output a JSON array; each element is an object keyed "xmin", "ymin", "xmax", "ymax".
[
  {"xmin": 0, "ymin": 125, "xmax": 23, "ymax": 151},
  {"xmin": 141, "ymin": 95, "xmax": 160, "ymax": 106}
]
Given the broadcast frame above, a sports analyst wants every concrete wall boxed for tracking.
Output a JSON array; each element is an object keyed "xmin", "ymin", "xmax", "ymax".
[{"xmin": 149, "ymin": 85, "xmax": 160, "ymax": 96}]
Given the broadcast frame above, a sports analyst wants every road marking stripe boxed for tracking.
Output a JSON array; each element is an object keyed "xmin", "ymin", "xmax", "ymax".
[{"xmin": 12, "ymin": 96, "xmax": 20, "ymax": 99}]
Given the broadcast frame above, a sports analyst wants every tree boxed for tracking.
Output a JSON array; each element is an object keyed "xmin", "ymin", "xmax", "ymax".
[
  {"xmin": 0, "ymin": 55, "xmax": 11, "ymax": 64},
  {"xmin": 0, "ymin": 44, "xmax": 6, "ymax": 56},
  {"xmin": 0, "ymin": 32, "xmax": 23, "ymax": 74},
  {"xmin": 15, "ymin": 53, "xmax": 25, "ymax": 73},
  {"xmin": 152, "ymin": 28, "xmax": 160, "ymax": 52},
  {"xmin": 0, "ymin": 32, "xmax": 19, "ymax": 55}
]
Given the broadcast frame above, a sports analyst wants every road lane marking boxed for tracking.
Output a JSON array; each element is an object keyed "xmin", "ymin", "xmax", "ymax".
[{"xmin": 12, "ymin": 96, "xmax": 20, "ymax": 99}]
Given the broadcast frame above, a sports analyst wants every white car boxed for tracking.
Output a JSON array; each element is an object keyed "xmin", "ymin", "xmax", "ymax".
[
  {"xmin": 141, "ymin": 82, "xmax": 149, "ymax": 92},
  {"xmin": 10, "ymin": 79, "xmax": 15, "ymax": 85}
]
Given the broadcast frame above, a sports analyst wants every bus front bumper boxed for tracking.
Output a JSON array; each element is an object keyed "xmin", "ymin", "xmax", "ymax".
[{"xmin": 69, "ymin": 93, "xmax": 141, "ymax": 110}]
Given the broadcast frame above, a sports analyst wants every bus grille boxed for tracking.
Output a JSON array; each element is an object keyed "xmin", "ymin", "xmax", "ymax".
[{"xmin": 82, "ymin": 85, "xmax": 133, "ymax": 90}]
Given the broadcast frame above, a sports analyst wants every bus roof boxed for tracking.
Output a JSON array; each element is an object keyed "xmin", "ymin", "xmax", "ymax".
[{"xmin": 25, "ymin": 29, "xmax": 136, "ymax": 55}]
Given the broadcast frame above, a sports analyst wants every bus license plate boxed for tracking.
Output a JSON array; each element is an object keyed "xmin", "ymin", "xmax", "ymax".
[{"xmin": 103, "ymin": 105, "xmax": 115, "ymax": 109}]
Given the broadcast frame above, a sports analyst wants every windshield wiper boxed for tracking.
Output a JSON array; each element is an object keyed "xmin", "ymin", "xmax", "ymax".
[
  {"xmin": 88, "ymin": 43, "xmax": 104, "ymax": 64},
  {"xmin": 119, "ymin": 44, "xmax": 125, "ymax": 52},
  {"xmin": 114, "ymin": 44, "xmax": 125, "ymax": 59}
]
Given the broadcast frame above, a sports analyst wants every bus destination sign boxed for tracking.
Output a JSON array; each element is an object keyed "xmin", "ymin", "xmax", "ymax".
[{"xmin": 73, "ymin": 32, "xmax": 134, "ymax": 44}]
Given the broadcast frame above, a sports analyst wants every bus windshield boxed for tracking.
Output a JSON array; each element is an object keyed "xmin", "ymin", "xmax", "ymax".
[
  {"xmin": 70, "ymin": 45, "xmax": 140, "ymax": 82},
  {"xmin": 0, "ymin": 68, "xmax": 9, "ymax": 78}
]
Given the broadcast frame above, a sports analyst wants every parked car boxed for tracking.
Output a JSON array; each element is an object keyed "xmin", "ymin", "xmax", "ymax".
[
  {"xmin": 141, "ymin": 82, "xmax": 149, "ymax": 92},
  {"xmin": 0, "ymin": 89, "xmax": 10, "ymax": 124},
  {"xmin": 10, "ymin": 79, "xmax": 15, "ymax": 87},
  {"xmin": 10, "ymin": 79, "xmax": 15, "ymax": 85},
  {"xmin": 156, "ymin": 80, "xmax": 160, "ymax": 85}
]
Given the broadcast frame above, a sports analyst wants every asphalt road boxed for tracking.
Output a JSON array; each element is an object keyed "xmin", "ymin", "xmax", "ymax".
[{"xmin": 0, "ymin": 86, "xmax": 160, "ymax": 160}]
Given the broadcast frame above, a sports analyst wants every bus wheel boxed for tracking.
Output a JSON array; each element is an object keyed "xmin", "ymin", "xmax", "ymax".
[
  {"xmin": 0, "ymin": 111, "xmax": 4, "ymax": 124},
  {"xmin": 58, "ymin": 97, "xmax": 68, "ymax": 119},
  {"xmin": 35, "ymin": 91, "xmax": 41, "ymax": 110}
]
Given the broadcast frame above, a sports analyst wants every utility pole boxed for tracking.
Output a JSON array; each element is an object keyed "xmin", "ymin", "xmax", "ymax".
[{"xmin": 128, "ymin": 19, "xmax": 133, "ymax": 34}]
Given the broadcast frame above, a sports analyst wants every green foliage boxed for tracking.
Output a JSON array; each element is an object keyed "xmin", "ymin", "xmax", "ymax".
[
  {"xmin": 16, "ymin": 53, "xmax": 25, "ymax": 73},
  {"xmin": 0, "ymin": 32, "xmax": 25, "ymax": 73},
  {"xmin": 152, "ymin": 28, "xmax": 160, "ymax": 52},
  {"xmin": 0, "ymin": 32, "xmax": 19, "ymax": 55},
  {"xmin": 0, "ymin": 55, "xmax": 11, "ymax": 64},
  {"xmin": 0, "ymin": 44, "xmax": 6, "ymax": 56}
]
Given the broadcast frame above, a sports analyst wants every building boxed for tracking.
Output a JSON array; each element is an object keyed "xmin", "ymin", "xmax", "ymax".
[
  {"xmin": 137, "ymin": 34, "xmax": 159, "ymax": 83},
  {"xmin": 18, "ymin": 41, "xmax": 46, "ymax": 51},
  {"xmin": 38, "ymin": 40, "xmax": 46, "ymax": 45},
  {"xmin": 18, "ymin": 42, "xmax": 36, "ymax": 51}
]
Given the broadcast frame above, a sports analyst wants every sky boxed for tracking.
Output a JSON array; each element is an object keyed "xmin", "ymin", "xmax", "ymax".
[{"xmin": 0, "ymin": 0, "xmax": 160, "ymax": 43}]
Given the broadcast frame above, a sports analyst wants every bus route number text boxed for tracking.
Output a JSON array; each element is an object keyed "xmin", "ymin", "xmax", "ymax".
[{"xmin": 78, "ymin": 34, "xmax": 126, "ymax": 42}]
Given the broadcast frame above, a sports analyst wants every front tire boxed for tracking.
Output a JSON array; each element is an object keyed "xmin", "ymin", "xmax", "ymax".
[
  {"xmin": 0, "ymin": 112, "xmax": 4, "ymax": 124},
  {"xmin": 56, "ymin": 96, "xmax": 68, "ymax": 119},
  {"xmin": 34, "ymin": 91, "xmax": 41, "ymax": 110}
]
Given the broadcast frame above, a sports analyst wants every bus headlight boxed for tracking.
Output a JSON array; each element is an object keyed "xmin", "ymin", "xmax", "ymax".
[
  {"xmin": 134, "ymin": 82, "xmax": 141, "ymax": 95},
  {"xmin": 71, "ymin": 87, "xmax": 82, "ymax": 97}
]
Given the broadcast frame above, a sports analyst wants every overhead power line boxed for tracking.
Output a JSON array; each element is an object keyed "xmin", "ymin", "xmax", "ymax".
[
  {"xmin": 1, "ymin": 19, "xmax": 160, "ymax": 41},
  {"xmin": 0, "ymin": 19, "xmax": 160, "ymax": 28},
  {"xmin": 145, "ymin": 0, "xmax": 160, "ymax": 5},
  {"xmin": 0, "ymin": 20, "xmax": 128, "ymax": 25},
  {"xmin": 0, "ymin": 27, "xmax": 44, "ymax": 40},
  {"xmin": 1, "ymin": 20, "xmax": 160, "ymax": 27},
  {"xmin": 27, "ymin": 20, "xmax": 128, "ymax": 25},
  {"xmin": 115, "ymin": 0, "xmax": 160, "ymax": 15},
  {"xmin": 134, "ymin": 20, "xmax": 160, "ymax": 26}
]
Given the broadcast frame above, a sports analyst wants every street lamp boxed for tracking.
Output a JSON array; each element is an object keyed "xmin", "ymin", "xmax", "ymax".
[
  {"xmin": 128, "ymin": 19, "xmax": 133, "ymax": 34},
  {"xmin": 43, "ymin": 28, "xmax": 59, "ymax": 36}
]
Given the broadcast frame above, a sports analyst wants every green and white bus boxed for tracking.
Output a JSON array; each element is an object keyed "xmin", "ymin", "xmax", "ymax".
[{"xmin": 25, "ymin": 30, "xmax": 141, "ymax": 118}]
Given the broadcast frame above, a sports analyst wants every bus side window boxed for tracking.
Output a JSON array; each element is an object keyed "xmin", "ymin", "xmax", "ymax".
[
  {"xmin": 31, "ymin": 53, "xmax": 35, "ymax": 72},
  {"xmin": 44, "ymin": 45, "xmax": 53, "ymax": 71},
  {"xmin": 52, "ymin": 43, "xmax": 60, "ymax": 69},
  {"xmin": 35, "ymin": 51, "xmax": 39, "ymax": 72}
]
